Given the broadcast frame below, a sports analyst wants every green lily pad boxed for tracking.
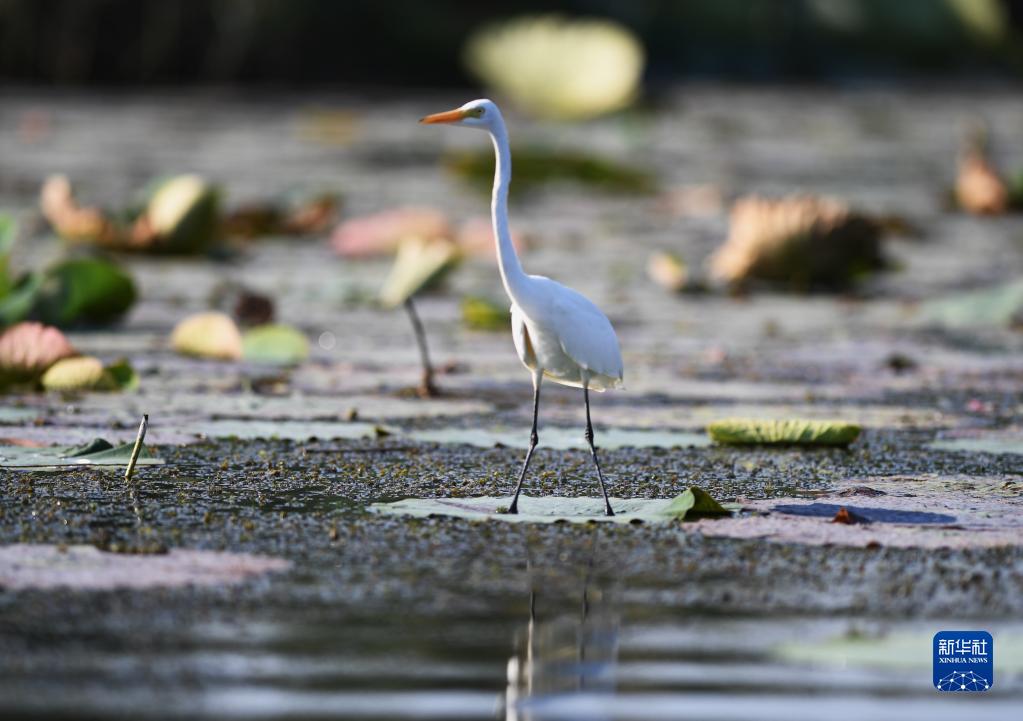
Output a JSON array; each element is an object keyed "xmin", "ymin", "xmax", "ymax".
[
  {"xmin": 33, "ymin": 257, "xmax": 137, "ymax": 327},
  {"xmin": 242, "ymin": 324, "xmax": 310, "ymax": 365},
  {"xmin": 929, "ymin": 436, "xmax": 1023, "ymax": 455},
  {"xmin": 445, "ymin": 147, "xmax": 655, "ymax": 197},
  {"xmin": 369, "ymin": 486, "xmax": 736, "ymax": 525},
  {"xmin": 920, "ymin": 279, "xmax": 1023, "ymax": 329},
  {"xmin": 708, "ymin": 418, "xmax": 861, "ymax": 446},
  {"xmin": 461, "ymin": 296, "xmax": 509, "ymax": 331},
  {"xmin": 0, "ymin": 439, "xmax": 163, "ymax": 468},
  {"xmin": 407, "ymin": 426, "xmax": 711, "ymax": 450},
  {"xmin": 0, "ymin": 213, "xmax": 16, "ymax": 297}
]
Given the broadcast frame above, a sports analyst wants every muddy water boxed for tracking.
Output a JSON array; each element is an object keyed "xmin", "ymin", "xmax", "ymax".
[{"xmin": 2, "ymin": 86, "xmax": 1023, "ymax": 718}]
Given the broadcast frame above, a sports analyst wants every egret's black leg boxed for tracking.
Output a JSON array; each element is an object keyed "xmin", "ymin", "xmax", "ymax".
[
  {"xmin": 403, "ymin": 297, "xmax": 437, "ymax": 397},
  {"xmin": 584, "ymin": 384, "xmax": 615, "ymax": 516},
  {"xmin": 509, "ymin": 372, "xmax": 542, "ymax": 514}
]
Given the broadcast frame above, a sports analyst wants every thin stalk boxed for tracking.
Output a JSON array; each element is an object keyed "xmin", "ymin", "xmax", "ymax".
[{"xmin": 403, "ymin": 297, "xmax": 438, "ymax": 397}]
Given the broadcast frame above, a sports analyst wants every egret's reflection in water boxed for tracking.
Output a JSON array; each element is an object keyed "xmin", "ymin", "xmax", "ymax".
[{"xmin": 505, "ymin": 535, "xmax": 620, "ymax": 721}]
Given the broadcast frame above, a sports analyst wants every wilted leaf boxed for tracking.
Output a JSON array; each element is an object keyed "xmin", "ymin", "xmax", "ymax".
[
  {"xmin": 709, "ymin": 195, "xmax": 885, "ymax": 291},
  {"xmin": 461, "ymin": 296, "xmax": 509, "ymax": 331},
  {"xmin": 0, "ymin": 322, "xmax": 77, "ymax": 386},
  {"xmin": 708, "ymin": 418, "xmax": 861, "ymax": 446},
  {"xmin": 242, "ymin": 324, "xmax": 310, "ymax": 365},
  {"xmin": 445, "ymin": 147, "xmax": 654, "ymax": 197},
  {"xmin": 370, "ymin": 487, "xmax": 735, "ymax": 525},
  {"xmin": 646, "ymin": 251, "xmax": 689, "ymax": 292},
  {"xmin": 40, "ymin": 356, "xmax": 115, "ymax": 392},
  {"xmin": 171, "ymin": 312, "xmax": 243, "ymax": 360},
  {"xmin": 332, "ymin": 207, "xmax": 451, "ymax": 258},
  {"xmin": 956, "ymin": 147, "xmax": 1008, "ymax": 215},
  {"xmin": 464, "ymin": 15, "xmax": 644, "ymax": 121},
  {"xmin": 378, "ymin": 237, "xmax": 460, "ymax": 308},
  {"xmin": 32, "ymin": 257, "xmax": 136, "ymax": 327},
  {"xmin": 40, "ymin": 175, "xmax": 123, "ymax": 247}
]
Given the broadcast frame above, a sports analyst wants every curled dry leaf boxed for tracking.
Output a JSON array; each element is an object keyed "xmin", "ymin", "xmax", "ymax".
[
  {"xmin": 646, "ymin": 251, "xmax": 689, "ymax": 293},
  {"xmin": 134, "ymin": 174, "xmax": 219, "ymax": 253},
  {"xmin": 465, "ymin": 15, "xmax": 644, "ymax": 121},
  {"xmin": 332, "ymin": 207, "xmax": 450, "ymax": 258},
  {"xmin": 40, "ymin": 175, "xmax": 122, "ymax": 246},
  {"xmin": 955, "ymin": 147, "xmax": 1008, "ymax": 215},
  {"xmin": 170, "ymin": 312, "xmax": 243, "ymax": 361},
  {"xmin": 709, "ymin": 195, "xmax": 884, "ymax": 291},
  {"xmin": 0, "ymin": 322, "xmax": 77, "ymax": 384},
  {"xmin": 378, "ymin": 237, "xmax": 461, "ymax": 308}
]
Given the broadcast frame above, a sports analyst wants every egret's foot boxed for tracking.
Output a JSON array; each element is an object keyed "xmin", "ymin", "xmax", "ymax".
[
  {"xmin": 604, "ymin": 505, "xmax": 615, "ymax": 517},
  {"xmin": 506, "ymin": 503, "xmax": 519, "ymax": 515}
]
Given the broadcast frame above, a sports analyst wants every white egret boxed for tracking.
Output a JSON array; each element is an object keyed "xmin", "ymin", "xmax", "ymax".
[{"xmin": 421, "ymin": 99, "xmax": 623, "ymax": 516}]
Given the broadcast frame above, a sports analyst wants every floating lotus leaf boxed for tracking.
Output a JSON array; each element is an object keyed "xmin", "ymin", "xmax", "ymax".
[
  {"xmin": 0, "ymin": 213, "xmax": 16, "ymax": 297},
  {"xmin": 461, "ymin": 296, "xmax": 509, "ymax": 331},
  {"xmin": 709, "ymin": 195, "xmax": 884, "ymax": 291},
  {"xmin": 445, "ymin": 147, "xmax": 654, "ymax": 197},
  {"xmin": 170, "ymin": 312, "xmax": 243, "ymax": 360},
  {"xmin": 0, "ymin": 439, "xmax": 163, "ymax": 468},
  {"xmin": 378, "ymin": 237, "xmax": 460, "ymax": 308},
  {"xmin": 370, "ymin": 486, "xmax": 735, "ymax": 525},
  {"xmin": 242, "ymin": 324, "xmax": 310, "ymax": 365},
  {"xmin": 708, "ymin": 418, "xmax": 861, "ymax": 446},
  {"xmin": 921, "ymin": 279, "xmax": 1023, "ymax": 329},
  {"xmin": 40, "ymin": 356, "xmax": 117, "ymax": 392},
  {"xmin": 647, "ymin": 251, "xmax": 689, "ymax": 292},
  {"xmin": 0, "ymin": 322, "xmax": 77, "ymax": 386},
  {"xmin": 465, "ymin": 15, "xmax": 644, "ymax": 121},
  {"xmin": 138, "ymin": 174, "xmax": 220, "ymax": 253},
  {"xmin": 332, "ymin": 207, "xmax": 451, "ymax": 258},
  {"xmin": 33, "ymin": 257, "xmax": 137, "ymax": 327}
]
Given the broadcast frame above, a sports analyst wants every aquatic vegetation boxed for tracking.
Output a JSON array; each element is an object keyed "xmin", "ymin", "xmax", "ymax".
[
  {"xmin": 0, "ymin": 322, "xmax": 77, "ymax": 388},
  {"xmin": 241, "ymin": 324, "xmax": 310, "ymax": 365},
  {"xmin": 332, "ymin": 206, "xmax": 450, "ymax": 258},
  {"xmin": 464, "ymin": 15, "xmax": 644, "ymax": 121},
  {"xmin": 171, "ymin": 312, "xmax": 244, "ymax": 361},
  {"xmin": 40, "ymin": 356, "xmax": 125, "ymax": 392},
  {"xmin": 444, "ymin": 147, "xmax": 655, "ymax": 197},
  {"xmin": 370, "ymin": 486, "xmax": 734, "ymax": 524},
  {"xmin": 709, "ymin": 195, "xmax": 885, "ymax": 291},
  {"xmin": 461, "ymin": 295, "xmax": 509, "ymax": 331},
  {"xmin": 708, "ymin": 418, "xmax": 862, "ymax": 446}
]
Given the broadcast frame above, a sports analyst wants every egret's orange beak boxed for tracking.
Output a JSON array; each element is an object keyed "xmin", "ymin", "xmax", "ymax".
[{"xmin": 419, "ymin": 108, "xmax": 466, "ymax": 124}]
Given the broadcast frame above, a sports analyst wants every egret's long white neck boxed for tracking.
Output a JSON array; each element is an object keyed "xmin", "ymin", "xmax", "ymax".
[{"xmin": 488, "ymin": 119, "xmax": 528, "ymax": 304}]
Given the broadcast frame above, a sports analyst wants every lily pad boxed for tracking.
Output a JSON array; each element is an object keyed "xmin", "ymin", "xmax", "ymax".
[
  {"xmin": 407, "ymin": 426, "xmax": 711, "ymax": 450},
  {"xmin": 242, "ymin": 324, "xmax": 310, "ymax": 365},
  {"xmin": 0, "ymin": 438, "xmax": 163, "ymax": 468},
  {"xmin": 920, "ymin": 279, "xmax": 1023, "ymax": 329},
  {"xmin": 33, "ymin": 257, "xmax": 137, "ymax": 327},
  {"xmin": 708, "ymin": 418, "xmax": 861, "ymax": 446},
  {"xmin": 461, "ymin": 296, "xmax": 509, "ymax": 331},
  {"xmin": 929, "ymin": 436, "xmax": 1023, "ymax": 455},
  {"xmin": 171, "ymin": 311, "xmax": 243, "ymax": 360},
  {"xmin": 378, "ymin": 237, "xmax": 460, "ymax": 308},
  {"xmin": 370, "ymin": 487, "xmax": 735, "ymax": 525},
  {"xmin": 445, "ymin": 147, "xmax": 654, "ymax": 197}
]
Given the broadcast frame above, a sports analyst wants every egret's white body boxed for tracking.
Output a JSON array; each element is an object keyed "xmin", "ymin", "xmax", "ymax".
[{"xmin": 422, "ymin": 98, "xmax": 622, "ymax": 515}]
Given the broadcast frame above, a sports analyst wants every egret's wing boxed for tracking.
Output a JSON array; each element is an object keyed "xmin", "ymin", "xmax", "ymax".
[
  {"xmin": 536, "ymin": 278, "xmax": 623, "ymax": 380},
  {"xmin": 510, "ymin": 304, "xmax": 536, "ymax": 368}
]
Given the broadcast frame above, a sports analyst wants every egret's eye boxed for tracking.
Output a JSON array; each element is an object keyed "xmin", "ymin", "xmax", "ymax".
[{"xmin": 467, "ymin": 107, "xmax": 484, "ymax": 118}]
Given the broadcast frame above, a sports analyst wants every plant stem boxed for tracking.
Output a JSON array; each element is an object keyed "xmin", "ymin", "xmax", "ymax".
[{"xmin": 403, "ymin": 297, "xmax": 437, "ymax": 397}]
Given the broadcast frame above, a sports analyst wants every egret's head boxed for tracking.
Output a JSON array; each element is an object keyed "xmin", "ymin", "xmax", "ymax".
[{"xmin": 420, "ymin": 99, "xmax": 500, "ymax": 130}]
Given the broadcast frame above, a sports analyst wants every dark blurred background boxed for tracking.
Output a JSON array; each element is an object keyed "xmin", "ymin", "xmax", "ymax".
[{"xmin": 3, "ymin": 0, "xmax": 1023, "ymax": 87}]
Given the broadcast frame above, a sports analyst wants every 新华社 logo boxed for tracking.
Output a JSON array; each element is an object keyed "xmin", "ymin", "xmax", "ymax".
[{"xmin": 933, "ymin": 631, "xmax": 993, "ymax": 692}]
